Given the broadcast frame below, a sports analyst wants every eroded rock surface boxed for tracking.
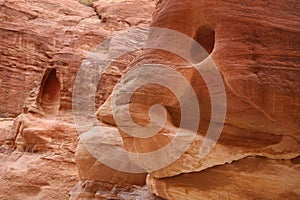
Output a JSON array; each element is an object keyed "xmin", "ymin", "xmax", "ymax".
[
  {"xmin": 75, "ymin": 125, "xmax": 146, "ymax": 187},
  {"xmin": 70, "ymin": 182, "xmax": 163, "ymax": 200},
  {"xmin": 97, "ymin": 0, "xmax": 300, "ymax": 199},
  {"xmin": 1, "ymin": 0, "xmax": 299, "ymax": 199},
  {"xmin": 147, "ymin": 157, "xmax": 300, "ymax": 200},
  {"xmin": 0, "ymin": 0, "xmax": 157, "ymax": 199},
  {"xmin": 0, "ymin": 149, "xmax": 78, "ymax": 200},
  {"xmin": 0, "ymin": 0, "xmax": 110, "ymax": 117}
]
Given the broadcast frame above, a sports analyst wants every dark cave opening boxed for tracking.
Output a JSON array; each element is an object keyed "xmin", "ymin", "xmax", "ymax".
[
  {"xmin": 40, "ymin": 69, "xmax": 60, "ymax": 116},
  {"xmin": 191, "ymin": 25, "xmax": 215, "ymax": 63}
]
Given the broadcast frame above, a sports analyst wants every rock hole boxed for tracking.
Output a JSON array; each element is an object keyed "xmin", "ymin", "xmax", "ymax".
[
  {"xmin": 40, "ymin": 69, "xmax": 60, "ymax": 116},
  {"xmin": 191, "ymin": 25, "xmax": 215, "ymax": 63},
  {"xmin": 291, "ymin": 156, "xmax": 300, "ymax": 164}
]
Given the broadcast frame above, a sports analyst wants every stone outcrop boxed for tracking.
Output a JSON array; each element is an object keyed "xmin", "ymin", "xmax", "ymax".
[
  {"xmin": 70, "ymin": 183, "xmax": 163, "ymax": 200},
  {"xmin": 1, "ymin": 68, "xmax": 78, "ymax": 199},
  {"xmin": 147, "ymin": 157, "xmax": 300, "ymax": 200},
  {"xmin": 0, "ymin": 118, "xmax": 13, "ymax": 146},
  {"xmin": 97, "ymin": 0, "xmax": 300, "ymax": 199},
  {"xmin": 75, "ymin": 125, "xmax": 146, "ymax": 187},
  {"xmin": 5, "ymin": 67, "xmax": 77, "ymax": 153},
  {"xmin": 1, "ymin": 0, "xmax": 299, "ymax": 199}
]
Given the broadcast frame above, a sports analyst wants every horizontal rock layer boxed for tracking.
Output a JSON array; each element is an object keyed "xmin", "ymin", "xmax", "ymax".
[{"xmin": 147, "ymin": 156, "xmax": 300, "ymax": 200}]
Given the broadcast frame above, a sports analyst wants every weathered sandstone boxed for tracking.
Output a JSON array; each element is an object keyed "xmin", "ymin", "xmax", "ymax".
[
  {"xmin": 1, "ymin": 0, "xmax": 299, "ymax": 199},
  {"xmin": 147, "ymin": 157, "xmax": 300, "ymax": 200},
  {"xmin": 1, "ymin": 0, "xmax": 157, "ymax": 199},
  {"xmin": 97, "ymin": 0, "xmax": 300, "ymax": 199}
]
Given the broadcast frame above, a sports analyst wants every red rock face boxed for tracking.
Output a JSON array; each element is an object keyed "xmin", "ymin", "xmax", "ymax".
[
  {"xmin": 147, "ymin": 0, "xmax": 300, "ymax": 137},
  {"xmin": 0, "ymin": 0, "xmax": 157, "ymax": 118},
  {"xmin": 1, "ymin": 0, "xmax": 299, "ymax": 199},
  {"xmin": 97, "ymin": 0, "xmax": 300, "ymax": 199},
  {"xmin": 0, "ymin": 0, "xmax": 105, "ymax": 117},
  {"xmin": 0, "ymin": 0, "xmax": 157, "ymax": 199}
]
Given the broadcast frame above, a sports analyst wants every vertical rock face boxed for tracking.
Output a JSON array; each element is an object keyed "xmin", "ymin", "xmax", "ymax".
[
  {"xmin": 0, "ymin": 0, "xmax": 157, "ymax": 117},
  {"xmin": 0, "ymin": 0, "xmax": 107, "ymax": 117},
  {"xmin": 5, "ymin": 68, "xmax": 77, "ymax": 153},
  {"xmin": 97, "ymin": 0, "xmax": 300, "ymax": 199},
  {"xmin": 71, "ymin": 1, "xmax": 159, "ymax": 198},
  {"xmin": 0, "ymin": 3, "xmax": 91, "ymax": 197},
  {"xmin": 1, "ymin": 0, "xmax": 158, "ymax": 199},
  {"xmin": 93, "ymin": 0, "xmax": 156, "ymax": 31}
]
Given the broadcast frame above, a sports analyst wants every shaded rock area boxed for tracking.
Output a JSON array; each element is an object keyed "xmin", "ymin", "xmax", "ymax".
[
  {"xmin": 71, "ymin": 182, "xmax": 163, "ymax": 200},
  {"xmin": 0, "ymin": 118, "xmax": 13, "ymax": 146}
]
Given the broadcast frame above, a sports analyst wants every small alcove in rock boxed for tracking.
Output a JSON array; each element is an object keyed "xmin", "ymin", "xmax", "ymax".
[
  {"xmin": 191, "ymin": 25, "xmax": 215, "ymax": 63},
  {"xmin": 39, "ymin": 68, "xmax": 61, "ymax": 117}
]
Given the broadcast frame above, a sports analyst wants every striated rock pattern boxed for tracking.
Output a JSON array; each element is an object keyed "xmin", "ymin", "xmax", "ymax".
[
  {"xmin": 4, "ymin": 68, "xmax": 77, "ymax": 153},
  {"xmin": 0, "ymin": 0, "xmax": 107, "ymax": 117},
  {"xmin": 93, "ymin": 0, "xmax": 156, "ymax": 31},
  {"xmin": 0, "ymin": 118, "xmax": 13, "ymax": 146},
  {"xmin": 1, "ymin": 0, "xmax": 157, "ymax": 199},
  {"xmin": 1, "ymin": 0, "xmax": 299, "ymax": 199},
  {"xmin": 0, "ymin": 0, "xmax": 157, "ymax": 118},
  {"xmin": 97, "ymin": 0, "xmax": 300, "ymax": 199},
  {"xmin": 147, "ymin": 157, "xmax": 300, "ymax": 200}
]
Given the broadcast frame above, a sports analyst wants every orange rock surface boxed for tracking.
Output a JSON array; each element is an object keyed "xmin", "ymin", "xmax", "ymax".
[
  {"xmin": 98, "ymin": 0, "xmax": 300, "ymax": 199},
  {"xmin": 1, "ymin": 0, "xmax": 299, "ymax": 199},
  {"xmin": 0, "ymin": 0, "xmax": 157, "ymax": 199}
]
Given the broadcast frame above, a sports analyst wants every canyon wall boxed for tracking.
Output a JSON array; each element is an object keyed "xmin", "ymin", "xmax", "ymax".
[
  {"xmin": 0, "ymin": 0, "xmax": 155, "ymax": 117},
  {"xmin": 0, "ymin": 0, "xmax": 157, "ymax": 199},
  {"xmin": 1, "ymin": 0, "xmax": 299, "ymax": 199},
  {"xmin": 97, "ymin": 0, "xmax": 300, "ymax": 199}
]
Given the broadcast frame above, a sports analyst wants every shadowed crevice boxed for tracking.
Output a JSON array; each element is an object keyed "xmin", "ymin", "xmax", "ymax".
[
  {"xmin": 194, "ymin": 25, "xmax": 215, "ymax": 54},
  {"xmin": 39, "ymin": 68, "xmax": 60, "ymax": 116}
]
